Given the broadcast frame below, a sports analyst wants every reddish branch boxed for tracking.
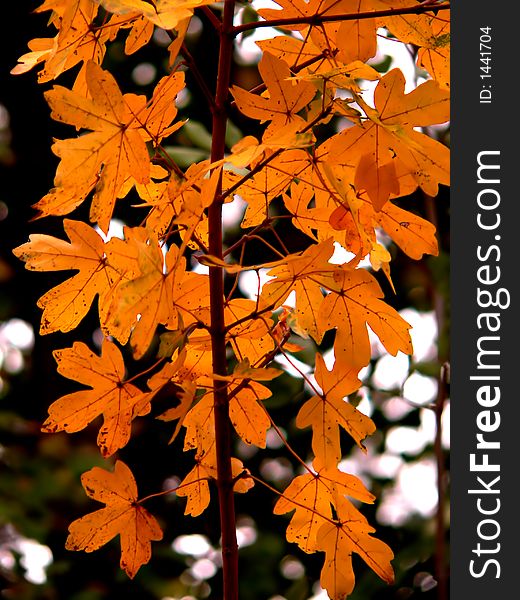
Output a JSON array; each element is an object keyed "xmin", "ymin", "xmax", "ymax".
[
  {"xmin": 232, "ymin": 2, "xmax": 450, "ymax": 35},
  {"xmin": 208, "ymin": 0, "xmax": 239, "ymax": 598},
  {"xmin": 434, "ymin": 364, "xmax": 449, "ymax": 600}
]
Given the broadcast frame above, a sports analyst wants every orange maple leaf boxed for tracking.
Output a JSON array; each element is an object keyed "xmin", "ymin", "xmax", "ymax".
[
  {"xmin": 260, "ymin": 238, "xmax": 336, "ymax": 342},
  {"xmin": 331, "ymin": 68, "xmax": 450, "ymax": 209},
  {"xmin": 12, "ymin": 0, "xmax": 108, "ymax": 86},
  {"xmin": 296, "ymin": 354, "xmax": 373, "ymax": 469},
  {"xmin": 106, "ymin": 229, "xmax": 209, "ymax": 358},
  {"xmin": 274, "ymin": 468, "xmax": 375, "ymax": 553},
  {"xmin": 96, "ymin": 0, "xmax": 214, "ymax": 29},
  {"xmin": 318, "ymin": 496, "xmax": 394, "ymax": 598},
  {"xmin": 383, "ymin": 6, "xmax": 450, "ymax": 88},
  {"xmin": 318, "ymin": 263, "xmax": 413, "ymax": 369},
  {"xmin": 231, "ymin": 52, "xmax": 316, "ymax": 137},
  {"xmin": 66, "ymin": 460, "xmax": 163, "ymax": 578},
  {"xmin": 40, "ymin": 61, "xmax": 184, "ymax": 232},
  {"xmin": 42, "ymin": 340, "xmax": 150, "ymax": 456},
  {"xmin": 12, "ymin": 219, "xmax": 134, "ymax": 335}
]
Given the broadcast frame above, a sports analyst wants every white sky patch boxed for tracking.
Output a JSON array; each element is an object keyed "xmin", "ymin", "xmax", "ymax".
[
  {"xmin": 399, "ymin": 309, "xmax": 438, "ymax": 362},
  {"xmin": 95, "ymin": 218, "xmax": 125, "ymax": 242},
  {"xmin": 377, "ymin": 458, "xmax": 438, "ymax": 526},
  {"xmin": 386, "ymin": 408, "xmax": 436, "ymax": 456},
  {"xmin": 403, "ymin": 372, "xmax": 437, "ymax": 406},
  {"xmin": 356, "ymin": 392, "xmax": 374, "ymax": 418},
  {"xmin": 281, "ymin": 556, "xmax": 305, "ymax": 579},
  {"xmin": 372, "ymin": 352, "xmax": 410, "ymax": 391},
  {"xmin": 13, "ymin": 539, "xmax": 53, "ymax": 585},
  {"xmin": 190, "ymin": 558, "xmax": 217, "ymax": 580},
  {"xmin": 0, "ymin": 319, "xmax": 34, "ymax": 350},
  {"xmin": 173, "ymin": 534, "xmax": 213, "ymax": 557},
  {"xmin": 132, "ymin": 62, "xmax": 157, "ymax": 86},
  {"xmin": 222, "ymin": 196, "xmax": 247, "ymax": 228},
  {"xmin": 238, "ymin": 268, "xmax": 274, "ymax": 300},
  {"xmin": 266, "ymin": 427, "xmax": 286, "ymax": 449},
  {"xmin": 191, "ymin": 255, "xmax": 210, "ymax": 275},
  {"xmin": 275, "ymin": 352, "xmax": 312, "ymax": 379},
  {"xmin": 260, "ymin": 457, "xmax": 294, "ymax": 482},
  {"xmin": 236, "ymin": 524, "xmax": 257, "ymax": 548},
  {"xmin": 364, "ymin": 453, "xmax": 404, "ymax": 479},
  {"xmin": 382, "ymin": 395, "xmax": 414, "ymax": 421}
]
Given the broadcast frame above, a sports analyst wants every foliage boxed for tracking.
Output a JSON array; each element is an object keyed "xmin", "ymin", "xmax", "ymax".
[{"xmin": 10, "ymin": 0, "xmax": 450, "ymax": 598}]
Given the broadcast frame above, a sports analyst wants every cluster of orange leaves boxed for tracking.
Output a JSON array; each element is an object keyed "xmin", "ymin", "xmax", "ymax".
[{"xmin": 13, "ymin": 0, "xmax": 449, "ymax": 596}]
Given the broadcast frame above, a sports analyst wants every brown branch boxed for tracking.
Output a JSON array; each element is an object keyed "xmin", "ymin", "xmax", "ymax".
[
  {"xmin": 231, "ymin": 2, "xmax": 450, "ymax": 35},
  {"xmin": 434, "ymin": 363, "xmax": 449, "ymax": 600},
  {"xmin": 208, "ymin": 1, "xmax": 239, "ymax": 598}
]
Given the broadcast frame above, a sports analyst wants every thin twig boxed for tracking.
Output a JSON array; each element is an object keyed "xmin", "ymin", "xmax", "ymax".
[{"xmin": 231, "ymin": 2, "xmax": 450, "ymax": 35}]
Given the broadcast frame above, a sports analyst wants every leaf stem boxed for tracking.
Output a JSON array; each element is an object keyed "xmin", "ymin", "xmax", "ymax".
[
  {"xmin": 137, "ymin": 477, "xmax": 209, "ymax": 504},
  {"xmin": 231, "ymin": 2, "xmax": 450, "ymax": 35}
]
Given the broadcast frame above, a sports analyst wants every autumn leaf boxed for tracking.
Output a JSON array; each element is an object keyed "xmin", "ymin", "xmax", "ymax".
[
  {"xmin": 40, "ymin": 62, "xmax": 184, "ymax": 232},
  {"xmin": 96, "ymin": 0, "xmax": 214, "ymax": 29},
  {"xmin": 42, "ymin": 61, "xmax": 150, "ymax": 231},
  {"xmin": 376, "ymin": 201, "xmax": 439, "ymax": 259},
  {"xmin": 12, "ymin": 0, "xmax": 109, "ymax": 86},
  {"xmin": 176, "ymin": 460, "xmax": 211, "ymax": 517},
  {"xmin": 106, "ymin": 230, "xmax": 208, "ymax": 358},
  {"xmin": 224, "ymin": 149, "xmax": 314, "ymax": 228},
  {"xmin": 177, "ymin": 455, "xmax": 254, "ymax": 517},
  {"xmin": 42, "ymin": 340, "xmax": 149, "ymax": 456},
  {"xmin": 12, "ymin": 219, "xmax": 131, "ymax": 335},
  {"xmin": 319, "ymin": 264, "xmax": 413, "ymax": 369},
  {"xmin": 231, "ymin": 52, "xmax": 316, "ymax": 137},
  {"xmin": 66, "ymin": 460, "xmax": 163, "ymax": 578},
  {"xmin": 261, "ymin": 238, "xmax": 336, "ymax": 342},
  {"xmin": 229, "ymin": 381, "xmax": 272, "ymax": 447},
  {"xmin": 383, "ymin": 7, "xmax": 450, "ymax": 88},
  {"xmin": 274, "ymin": 468, "xmax": 374, "ymax": 554},
  {"xmin": 330, "ymin": 68, "xmax": 450, "ymax": 208},
  {"xmin": 296, "ymin": 354, "xmax": 373, "ymax": 469},
  {"xmin": 318, "ymin": 496, "xmax": 394, "ymax": 599}
]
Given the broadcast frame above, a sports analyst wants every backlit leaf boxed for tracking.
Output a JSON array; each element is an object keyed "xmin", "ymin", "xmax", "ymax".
[
  {"xmin": 66, "ymin": 460, "xmax": 163, "ymax": 578},
  {"xmin": 42, "ymin": 340, "xmax": 149, "ymax": 456}
]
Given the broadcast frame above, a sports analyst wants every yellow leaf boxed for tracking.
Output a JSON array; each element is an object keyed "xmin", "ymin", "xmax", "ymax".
[
  {"xmin": 229, "ymin": 381, "xmax": 272, "ymax": 447},
  {"xmin": 42, "ymin": 340, "xmax": 149, "ymax": 457},
  {"xmin": 231, "ymin": 52, "xmax": 315, "ymax": 137},
  {"xmin": 261, "ymin": 238, "xmax": 336, "ymax": 342},
  {"xmin": 318, "ymin": 497, "xmax": 394, "ymax": 599},
  {"xmin": 376, "ymin": 201, "xmax": 439, "ymax": 259},
  {"xmin": 319, "ymin": 265, "xmax": 413, "ymax": 369},
  {"xmin": 331, "ymin": 69, "xmax": 450, "ymax": 208},
  {"xmin": 176, "ymin": 461, "xmax": 211, "ymax": 517},
  {"xmin": 96, "ymin": 0, "xmax": 214, "ymax": 29},
  {"xmin": 12, "ymin": 219, "xmax": 132, "ymax": 335},
  {"xmin": 66, "ymin": 460, "xmax": 162, "ymax": 579},
  {"xmin": 296, "ymin": 355, "xmax": 372, "ymax": 469},
  {"xmin": 106, "ymin": 230, "xmax": 208, "ymax": 358}
]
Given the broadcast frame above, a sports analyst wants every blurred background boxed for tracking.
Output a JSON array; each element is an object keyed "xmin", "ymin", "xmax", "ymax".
[{"xmin": 0, "ymin": 3, "xmax": 450, "ymax": 599}]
